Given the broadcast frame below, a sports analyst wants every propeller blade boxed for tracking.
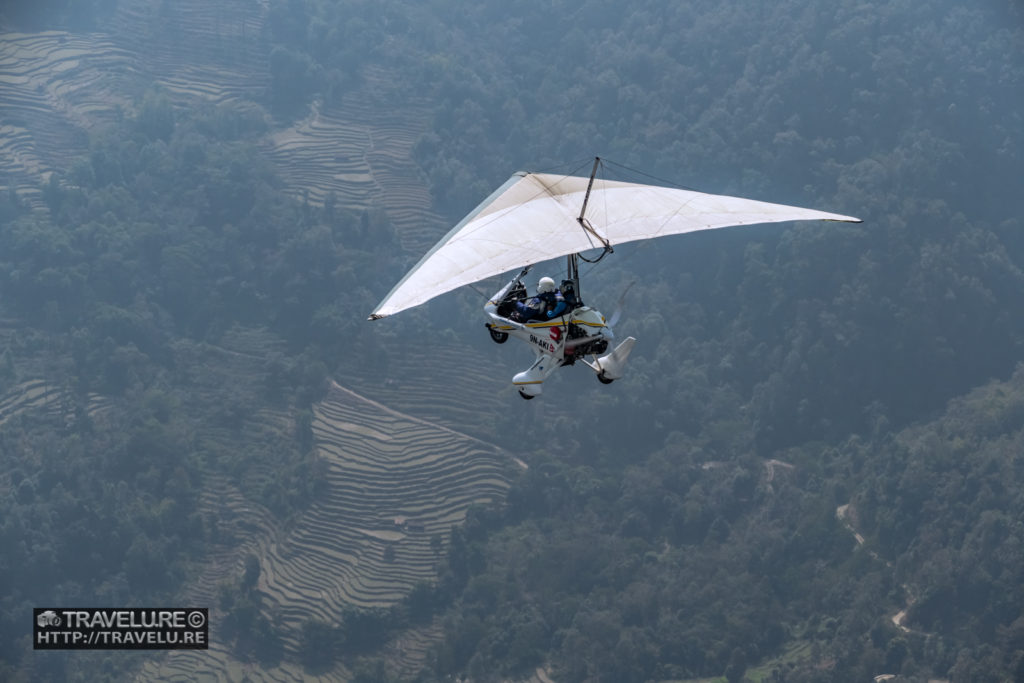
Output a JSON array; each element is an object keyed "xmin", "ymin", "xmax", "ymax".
[{"xmin": 607, "ymin": 281, "xmax": 634, "ymax": 328}]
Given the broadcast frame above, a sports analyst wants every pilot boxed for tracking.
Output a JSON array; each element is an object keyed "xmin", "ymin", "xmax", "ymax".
[{"xmin": 513, "ymin": 276, "xmax": 566, "ymax": 322}]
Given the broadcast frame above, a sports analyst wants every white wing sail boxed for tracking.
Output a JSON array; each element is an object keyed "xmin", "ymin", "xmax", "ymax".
[{"xmin": 369, "ymin": 171, "xmax": 861, "ymax": 320}]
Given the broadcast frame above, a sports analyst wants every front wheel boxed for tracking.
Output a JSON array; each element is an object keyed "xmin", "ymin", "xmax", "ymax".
[
  {"xmin": 518, "ymin": 389, "xmax": 535, "ymax": 400},
  {"xmin": 489, "ymin": 328, "xmax": 509, "ymax": 344}
]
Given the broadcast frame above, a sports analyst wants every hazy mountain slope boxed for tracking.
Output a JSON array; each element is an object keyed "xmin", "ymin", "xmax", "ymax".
[
  {"xmin": 139, "ymin": 381, "xmax": 517, "ymax": 681},
  {"xmin": 0, "ymin": 5, "xmax": 524, "ymax": 679},
  {"xmin": 1, "ymin": 0, "xmax": 1022, "ymax": 681},
  {"xmin": 0, "ymin": 0, "xmax": 446, "ymax": 257}
]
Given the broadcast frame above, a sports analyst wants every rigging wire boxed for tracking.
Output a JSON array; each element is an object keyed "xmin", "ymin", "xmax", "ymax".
[
  {"xmin": 536, "ymin": 157, "xmax": 594, "ymax": 177},
  {"xmin": 601, "ymin": 158, "xmax": 703, "ymax": 193},
  {"xmin": 465, "ymin": 282, "xmax": 493, "ymax": 300}
]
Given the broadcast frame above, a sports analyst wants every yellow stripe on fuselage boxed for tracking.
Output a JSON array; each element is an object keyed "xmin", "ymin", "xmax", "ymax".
[
  {"xmin": 522, "ymin": 319, "xmax": 605, "ymax": 328},
  {"xmin": 489, "ymin": 317, "xmax": 606, "ymax": 331}
]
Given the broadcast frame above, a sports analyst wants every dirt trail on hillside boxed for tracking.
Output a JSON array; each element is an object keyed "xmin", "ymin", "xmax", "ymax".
[{"xmin": 835, "ymin": 504, "xmax": 920, "ymax": 635}]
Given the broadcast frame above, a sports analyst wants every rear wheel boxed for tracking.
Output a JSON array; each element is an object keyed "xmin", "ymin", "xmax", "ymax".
[
  {"xmin": 518, "ymin": 389, "xmax": 535, "ymax": 400},
  {"xmin": 597, "ymin": 372, "xmax": 614, "ymax": 385},
  {"xmin": 489, "ymin": 328, "xmax": 509, "ymax": 344}
]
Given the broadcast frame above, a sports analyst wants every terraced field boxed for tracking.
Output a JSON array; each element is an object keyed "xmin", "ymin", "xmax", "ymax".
[
  {"xmin": 1, "ymin": 3, "xmax": 443, "ymax": 255},
  {"xmin": 346, "ymin": 332, "xmax": 512, "ymax": 436},
  {"xmin": 346, "ymin": 316, "xmax": 613, "ymax": 444},
  {"xmin": 0, "ymin": 0, "xmax": 269, "ymax": 205},
  {"xmin": 263, "ymin": 102, "xmax": 378, "ymax": 209},
  {"xmin": 0, "ymin": 30, "xmax": 137, "ymax": 204},
  {"xmin": 139, "ymin": 378, "xmax": 519, "ymax": 681},
  {"xmin": 265, "ymin": 68, "xmax": 449, "ymax": 255},
  {"xmin": 0, "ymin": 377, "xmax": 111, "ymax": 429},
  {"xmin": 0, "ymin": 4, "xmax": 535, "ymax": 679},
  {"xmin": 276, "ymin": 381, "xmax": 512, "ymax": 606},
  {"xmin": 109, "ymin": 0, "xmax": 269, "ymax": 105},
  {"xmin": 0, "ymin": 378, "xmax": 57, "ymax": 422}
]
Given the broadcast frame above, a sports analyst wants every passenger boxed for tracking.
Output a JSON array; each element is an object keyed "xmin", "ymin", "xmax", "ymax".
[{"xmin": 512, "ymin": 276, "xmax": 566, "ymax": 322}]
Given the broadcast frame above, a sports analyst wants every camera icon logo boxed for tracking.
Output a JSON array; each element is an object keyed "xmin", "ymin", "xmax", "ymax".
[{"xmin": 37, "ymin": 611, "xmax": 61, "ymax": 628}]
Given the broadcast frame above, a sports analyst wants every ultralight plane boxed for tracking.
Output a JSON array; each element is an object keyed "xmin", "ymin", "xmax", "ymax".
[{"xmin": 369, "ymin": 158, "xmax": 860, "ymax": 399}]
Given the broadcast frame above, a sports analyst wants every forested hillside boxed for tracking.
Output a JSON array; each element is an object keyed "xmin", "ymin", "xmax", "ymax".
[
  {"xmin": 1, "ymin": 0, "xmax": 1022, "ymax": 681},
  {"xmin": 0, "ymin": 95, "xmax": 378, "ymax": 681},
  {"xmin": 261, "ymin": 0, "xmax": 1024, "ymax": 680}
]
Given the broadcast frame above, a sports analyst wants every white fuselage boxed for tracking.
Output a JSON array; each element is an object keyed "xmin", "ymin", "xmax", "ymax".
[
  {"xmin": 483, "ymin": 275, "xmax": 624, "ymax": 397},
  {"xmin": 486, "ymin": 306, "xmax": 611, "ymax": 359}
]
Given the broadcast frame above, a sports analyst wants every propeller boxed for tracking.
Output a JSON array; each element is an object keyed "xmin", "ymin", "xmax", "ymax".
[{"xmin": 606, "ymin": 281, "xmax": 635, "ymax": 328}]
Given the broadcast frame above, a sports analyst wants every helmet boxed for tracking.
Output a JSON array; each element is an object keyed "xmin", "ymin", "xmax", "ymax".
[{"xmin": 537, "ymin": 277, "xmax": 556, "ymax": 293}]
